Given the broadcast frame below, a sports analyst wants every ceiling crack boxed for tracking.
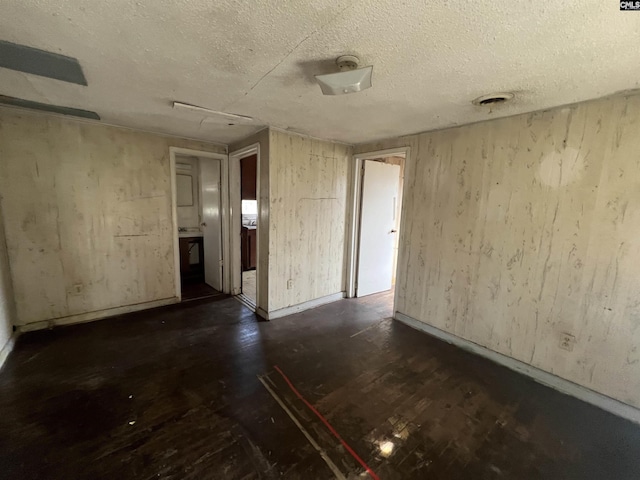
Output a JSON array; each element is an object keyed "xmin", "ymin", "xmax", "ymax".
[{"xmin": 223, "ymin": 1, "xmax": 360, "ymax": 111}]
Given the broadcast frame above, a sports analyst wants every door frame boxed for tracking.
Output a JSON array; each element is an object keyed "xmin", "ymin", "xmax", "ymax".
[
  {"xmin": 228, "ymin": 143, "xmax": 261, "ymax": 309},
  {"xmin": 170, "ymin": 147, "xmax": 229, "ymax": 301},
  {"xmin": 345, "ymin": 147, "xmax": 410, "ymax": 300}
]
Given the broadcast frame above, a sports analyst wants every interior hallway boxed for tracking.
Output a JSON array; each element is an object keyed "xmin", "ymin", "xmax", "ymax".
[
  {"xmin": 242, "ymin": 269, "xmax": 257, "ymax": 304},
  {"xmin": 0, "ymin": 293, "xmax": 639, "ymax": 479}
]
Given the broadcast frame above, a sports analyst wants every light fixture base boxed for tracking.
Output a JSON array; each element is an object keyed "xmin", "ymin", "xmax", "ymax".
[
  {"xmin": 315, "ymin": 55, "xmax": 372, "ymax": 95},
  {"xmin": 336, "ymin": 55, "xmax": 360, "ymax": 71}
]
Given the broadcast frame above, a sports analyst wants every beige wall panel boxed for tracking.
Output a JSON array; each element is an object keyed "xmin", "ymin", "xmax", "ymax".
[
  {"xmin": 0, "ymin": 109, "xmax": 225, "ymax": 326},
  {"xmin": 268, "ymin": 130, "xmax": 351, "ymax": 311},
  {"xmin": 0, "ymin": 201, "xmax": 15, "ymax": 354},
  {"xmin": 355, "ymin": 94, "xmax": 640, "ymax": 408}
]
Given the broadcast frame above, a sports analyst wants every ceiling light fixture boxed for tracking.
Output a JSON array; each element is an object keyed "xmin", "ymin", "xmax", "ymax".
[
  {"xmin": 315, "ymin": 55, "xmax": 373, "ymax": 95},
  {"xmin": 172, "ymin": 101, "xmax": 254, "ymax": 124},
  {"xmin": 472, "ymin": 92, "xmax": 514, "ymax": 106}
]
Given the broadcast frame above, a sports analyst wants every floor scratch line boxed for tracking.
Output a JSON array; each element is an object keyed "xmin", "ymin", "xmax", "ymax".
[
  {"xmin": 273, "ymin": 365, "xmax": 381, "ymax": 480},
  {"xmin": 257, "ymin": 374, "xmax": 347, "ymax": 480}
]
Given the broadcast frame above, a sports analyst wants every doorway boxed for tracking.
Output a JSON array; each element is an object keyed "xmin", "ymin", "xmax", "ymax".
[
  {"xmin": 229, "ymin": 144, "xmax": 260, "ymax": 310},
  {"xmin": 240, "ymin": 154, "xmax": 257, "ymax": 305},
  {"xmin": 347, "ymin": 148, "xmax": 407, "ymax": 300},
  {"xmin": 170, "ymin": 148, "xmax": 229, "ymax": 302}
]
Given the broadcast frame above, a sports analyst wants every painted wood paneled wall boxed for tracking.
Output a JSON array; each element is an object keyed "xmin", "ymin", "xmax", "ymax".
[
  {"xmin": 0, "ymin": 200, "xmax": 16, "ymax": 358},
  {"xmin": 268, "ymin": 130, "xmax": 351, "ymax": 312},
  {"xmin": 0, "ymin": 109, "xmax": 225, "ymax": 328},
  {"xmin": 355, "ymin": 93, "xmax": 640, "ymax": 408}
]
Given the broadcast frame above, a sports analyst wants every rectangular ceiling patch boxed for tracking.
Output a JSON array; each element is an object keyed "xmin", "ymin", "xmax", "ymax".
[
  {"xmin": 0, "ymin": 95, "xmax": 100, "ymax": 120},
  {"xmin": 0, "ymin": 40, "xmax": 87, "ymax": 85}
]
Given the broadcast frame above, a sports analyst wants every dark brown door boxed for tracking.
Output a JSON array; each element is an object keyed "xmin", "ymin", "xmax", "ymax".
[{"xmin": 240, "ymin": 154, "xmax": 257, "ymax": 200}]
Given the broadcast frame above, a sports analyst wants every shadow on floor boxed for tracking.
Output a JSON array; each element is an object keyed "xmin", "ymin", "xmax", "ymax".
[{"xmin": 181, "ymin": 282, "xmax": 223, "ymax": 301}]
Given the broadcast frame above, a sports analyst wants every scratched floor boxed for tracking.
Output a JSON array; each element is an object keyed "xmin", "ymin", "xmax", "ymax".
[{"xmin": 0, "ymin": 292, "xmax": 639, "ymax": 479}]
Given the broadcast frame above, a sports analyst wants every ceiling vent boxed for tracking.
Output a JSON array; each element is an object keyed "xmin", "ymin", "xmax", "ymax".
[{"xmin": 472, "ymin": 93, "xmax": 514, "ymax": 106}]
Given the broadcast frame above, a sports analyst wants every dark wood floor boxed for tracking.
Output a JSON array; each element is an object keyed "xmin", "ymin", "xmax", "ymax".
[
  {"xmin": 0, "ymin": 292, "xmax": 639, "ymax": 479},
  {"xmin": 180, "ymin": 281, "xmax": 223, "ymax": 301}
]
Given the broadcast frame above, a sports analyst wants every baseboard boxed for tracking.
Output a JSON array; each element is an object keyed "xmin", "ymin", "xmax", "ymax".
[
  {"xmin": 0, "ymin": 334, "xmax": 16, "ymax": 371},
  {"xmin": 394, "ymin": 311, "xmax": 640, "ymax": 425},
  {"xmin": 265, "ymin": 292, "xmax": 345, "ymax": 320},
  {"xmin": 16, "ymin": 297, "xmax": 180, "ymax": 333},
  {"xmin": 255, "ymin": 307, "xmax": 269, "ymax": 321}
]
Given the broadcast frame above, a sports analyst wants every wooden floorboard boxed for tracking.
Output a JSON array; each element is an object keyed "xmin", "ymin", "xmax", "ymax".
[{"xmin": 0, "ymin": 291, "xmax": 638, "ymax": 479}]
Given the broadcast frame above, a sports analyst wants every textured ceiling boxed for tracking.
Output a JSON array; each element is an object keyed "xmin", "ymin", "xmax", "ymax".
[{"xmin": 1, "ymin": 0, "xmax": 639, "ymax": 145}]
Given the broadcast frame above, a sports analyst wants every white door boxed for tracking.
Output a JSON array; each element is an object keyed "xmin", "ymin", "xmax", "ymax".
[
  {"xmin": 200, "ymin": 158, "xmax": 223, "ymax": 290},
  {"xmin": 357, "ymin": 160, "xmax": 401, "ymax": 297}
]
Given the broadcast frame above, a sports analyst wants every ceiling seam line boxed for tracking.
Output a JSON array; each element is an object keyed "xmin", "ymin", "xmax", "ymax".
[{"xmin": 222, "ymin": 0, "xmax": 361, "ymax": 111}]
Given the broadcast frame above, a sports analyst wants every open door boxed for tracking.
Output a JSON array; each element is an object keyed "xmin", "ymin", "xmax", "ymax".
[
  {"xmin": 356, "ymin": 160, "xmax": 401, "ymax": 297},
  {"xmin": 200, "ymin": 158, "xmax": 223, "ymax": 291}
]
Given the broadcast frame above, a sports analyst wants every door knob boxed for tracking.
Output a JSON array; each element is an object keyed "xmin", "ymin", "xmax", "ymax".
[
  {"xmin": 201, "ymin": 222, "xmax": 207, "ymax": 227},
  {"xmin": 390, "ymin": 229, "xmax": 397, "ymax": 233}
]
